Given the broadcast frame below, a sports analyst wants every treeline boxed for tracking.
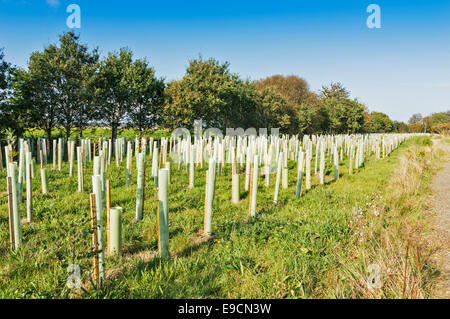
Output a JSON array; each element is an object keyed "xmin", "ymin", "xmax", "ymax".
[
  {"xmin": 406, "ymin": 112, "xmax": 450, "ymax": 134},
  {"xmin": 0, "ymin": 32, "xmax": 448, "ymax": 140}
]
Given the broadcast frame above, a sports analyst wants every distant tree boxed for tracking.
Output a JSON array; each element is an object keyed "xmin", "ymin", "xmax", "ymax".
[
  {"xmin": 164, "ymin": 57, "xmax": 258, "ymax": 130},
  {"xmin": 392, "ymin": 121, "xmax": 409, "ymax": 133},
  {"xmin": 11, "ymin": 47, "xmax": 60, "ymax": 139},
  {"xmin": 422, "ymin": 116, "xmax": 432, "ymax": 133},
  {"xmin": 344, "ymin": 99, "xmax": 365, "ymax": 133},
  {"xmin": 94, "ymin": 48, "xmax": 133, "ymax": 141},
  {"xmin": 0, "ymin": 49, "xmax": 9, "ymax": 109},
  {"xmin": 254, "ymin": 75, "xmax": 314, "ymax": 107},
  {"xmin": 408, "ymin": 113, "xmax": 423, "ymax": 125},
  {"xmin": 124, "ymin": 59, "xmax": 165, "ymax": 135},
  {"xmin": 364, "ymin": 112, "xmax": 394, "ymax": 133},
  {"xmin": 322, "ymin": 96, "xmax": 365, "ymax": 134},
  {"xmin": 254, "ymin": 75, "xmax": 320, "ymax": 134},
  {"xmin": 296, "ymin": 103, "xmax": 327, "ymax": 135},
  {"xmin": 320, "ymin": 82, "xmax": 350, "ymax": 101},
  {"xmin": 56, "ymin": 32, "xmax": 99, "ymax": 139},
  {"xmin": 255, "ymin": 88, "xmax": 293, "ymax": 133},
  {"xmin": 430, "ymin": 111, "xmax": 450, "ymax": 126},
  {"xmin": 431, "ymin": 123, "xmax": 450, "ymax": 134},
  {"xmin": 408, "ymin": 121, "xmax": 424, "ymax": 133},
  {"xmin": 0, "ymin": 48, "xmax": 14, "ymax": 137},
  {"xmin": 11, "ymin": 32, "xmax": 98, "ymax": 139}
]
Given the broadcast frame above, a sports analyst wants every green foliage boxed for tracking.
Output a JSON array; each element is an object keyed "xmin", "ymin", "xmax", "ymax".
[
  {"xmin": 10, "ymin": 32, "xmax": 98, "ymax": 139},
  {"xmin": 320, "ymin": 82, "xmax": 350, "ymax": 101},
  {"xmin": 124, "ymin": 59, "xmax": 165, "ymax": 134},
  {"xmin": 164, "ymin": 57, "xmax": 258, "ymax": 130},
  {"xmin": 364, "ymin": 112, "xmax": 394, "ymax": 133},
  {"xmin": 1, "ymin": 32, "xmax": 445, "ymax": 137},
  {"xmin": 322, "ymin": 97, "xmax": 365, "ymax": 134},
  {"xmin": 255, "ymin": 88, "xmax": 294, "ymax": 133},
  {"xmin": 94, "ymin": 48, "xmax": 133, "ymax": 140}
]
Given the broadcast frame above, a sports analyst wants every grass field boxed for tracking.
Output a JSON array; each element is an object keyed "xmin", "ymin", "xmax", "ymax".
[{"xmin": 0, "ymin": 135, "xmax": 446, "ymax": 298}]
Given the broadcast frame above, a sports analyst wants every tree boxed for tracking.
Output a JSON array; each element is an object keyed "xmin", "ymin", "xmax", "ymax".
[
  {"xmin": 320, "ymin": 82, "xmax": 350, "ymax": 101},
  {"xmin": 296, "ymin": 102, "xmax": 327, "ymax": 135},
  {"xmin": 11, "ymin": 32, "xmax": 98, "ymax": 139},
  {"xmin": 431, "ymin": 123, "xmax": 450, "ymax": 134},
  {"xmin": 164, "ymin": 57, "xmax": 258, "ymax": 130},
  {"xmin": 255, "ymin": 88, "xmax": 293, "ymax": 133},
  {"xmin": 0, "ymin": 50, "xmax": 30, "ymax": 138},
  {"xmin": 124, "ymin": 59, "xmax": 165, "ymax": 135},
  {"xmin": 392, "ymin": 121, "xmax": 409, "ymax": 133},
  {"xmin": 364, "ymin": 112, "xmax": 394, "ymax": 133},
  {"xmin": 254, "ymin": 75, "xmax": 314, "ymax": 107},
  {"xmin": 408, "ymin": 121, "xmax": 424, "ymax": 133},
  {"xmin": 11, "ymin": 47, "xmax": 60, "ymax": 139},
  {"xmin": 0, "ymin": 48, "xmax": 14, "ymax": 137},
  {"xmin": 94, "ymin": 48, "xmax": 133, "ymax": 141},
  {"xmin": 408, "ymin": 113, "xmax": 422, "ymax": 125},
  {"xmin": 320, "ymin": 83, "xmax": 365, "ymax": 134},
  {"xmin": 430, "ymin": 111, "xmax": 450, "ymax": 127},
  {"xmin": 254, "ymin": 75, "xmax": 319, "ymax": 134},
  {"xmin": 422, "ymin": 116, "xmax": 432, "ymax": 133},
  {"xmin": 344, "ymin": 99, "xmax": 365, "ymax": 133},
  {"xmin": 56, "ymin": 32, "xmax": 99, "ymax": 139}
]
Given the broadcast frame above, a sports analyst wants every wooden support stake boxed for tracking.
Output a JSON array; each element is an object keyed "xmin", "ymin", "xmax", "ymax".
[{"xmin": 90, "ymin": 193, "xmax": 99, "ymax": 287}]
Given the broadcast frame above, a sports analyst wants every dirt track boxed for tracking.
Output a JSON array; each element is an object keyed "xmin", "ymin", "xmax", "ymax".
[{"xmin": 430, "ymin": 140, "xmax": 450, "ymax": 298}]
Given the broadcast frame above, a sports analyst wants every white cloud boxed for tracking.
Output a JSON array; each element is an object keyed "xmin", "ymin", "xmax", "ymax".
[{"xmin": 46, "ymin": 0, "xmax": 60, "ymax": 7}]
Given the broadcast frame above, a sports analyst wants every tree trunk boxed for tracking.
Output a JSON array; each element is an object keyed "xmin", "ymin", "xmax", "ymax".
[
  {"xmin": 46, "ymin": 127, "xmax": 52, "ymax": 140},
  {"xmin": 112, "ymin": 125, "xmax": 117, "ymax": 142},
  {"xmin": 66, "ymin": 127, "xmax": 71, "ymax": 140}
]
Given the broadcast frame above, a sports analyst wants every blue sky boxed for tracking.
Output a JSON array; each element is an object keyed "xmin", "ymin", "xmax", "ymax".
[{"xmin": 0, "ymin": 0, "xmax": 449, "ymax": 122}]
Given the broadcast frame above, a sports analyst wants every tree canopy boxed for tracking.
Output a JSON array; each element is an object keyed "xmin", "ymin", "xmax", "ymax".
[{"xmin": 0, "ymin": 32, "xmax": 445, "ymax": 138}]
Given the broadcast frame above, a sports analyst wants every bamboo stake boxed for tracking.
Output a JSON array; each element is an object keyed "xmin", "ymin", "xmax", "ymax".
[{"xmin": 89, "ymin": 193, "xmax": 99, "ymax": 287}]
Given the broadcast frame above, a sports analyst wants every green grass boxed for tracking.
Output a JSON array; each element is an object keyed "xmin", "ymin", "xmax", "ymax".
[{"xmin": 0, "ymin": 136, "xmax": 441, "ymax": 298}]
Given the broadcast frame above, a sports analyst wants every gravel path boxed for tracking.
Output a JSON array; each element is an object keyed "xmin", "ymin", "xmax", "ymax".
[{"xmin": 430, "ymin": 140, "xmax": 450, "ymax": 298}]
